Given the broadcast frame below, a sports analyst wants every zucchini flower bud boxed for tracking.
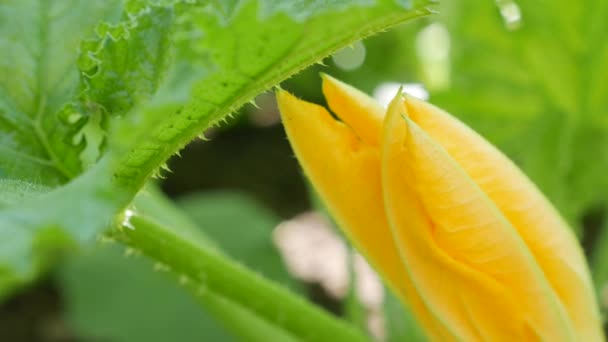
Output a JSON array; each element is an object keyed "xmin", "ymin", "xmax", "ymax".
[{"xmin": 276, "ymin": 75, "xmax": 602, "ymax": 341}]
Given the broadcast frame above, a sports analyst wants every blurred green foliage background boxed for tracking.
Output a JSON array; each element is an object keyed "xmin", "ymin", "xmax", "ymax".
[{"xmin": 2, "ymin": 0, "xmax": 607, "ymax": 340}]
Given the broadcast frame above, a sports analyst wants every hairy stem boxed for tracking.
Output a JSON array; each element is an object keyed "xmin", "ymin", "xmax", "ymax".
[{"xmin": 111, "ymin": 214, "xmax": 369, "ymax": 342}]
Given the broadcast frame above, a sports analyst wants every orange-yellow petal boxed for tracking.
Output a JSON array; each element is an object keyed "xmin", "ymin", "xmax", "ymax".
[
  {"xmin": 321, "ymin": 74, "xmax": 384, "ymax": 146},
  {"xmin": 403, "ymin": 96, "xmax": 602, "ymax": 341},
  {"xmin": 276, "ymin": 89, "xmax": 449, "ymax": 340},
  {"xmin": 382, "ymin": 94, "xmax": 575, "ymax": 341}
]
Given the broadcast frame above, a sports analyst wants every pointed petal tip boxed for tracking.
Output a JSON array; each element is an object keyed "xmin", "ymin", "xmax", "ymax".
[
  {"xmin": 386, "ymin": 91, "xmax": 410, "ymax": 124},
  {"xmin": 276, "ymin": 90, "xmax": 305, "ymax": 119},
  {"xmin": 320, "ymin": 73, "xmax": 346, "ymax": 95},
  {"xmin": 321, "ymin": 73, "xmax": 384, "ymax": 146},
  {"xmin": 387, "ymin": 89, "xmax": 406, "ymax": 108},
  {"xmin": 403, "ymin": 94, "xmax": 437, "ymax": 121},
  {"xmin": 384, "ymin": 93, "xmax": 413, "ymax": 150},
  {"xmin": 319, "ymin": 71, "xmax": 334, "ymax": 82},
  {"xmin": 321, "ymin": 72, "xmax": 356, "ymax": 98},
  {"xmin": 275, "ymin": 88, "xmax": 291, "ymax": 103},
  {"xmin": 275, "ymin": 88, "xmax": 293, "ymax": 101},
  {"xmin": 403, "ymin": 95, "xmax": 465, "ymax": 133}
]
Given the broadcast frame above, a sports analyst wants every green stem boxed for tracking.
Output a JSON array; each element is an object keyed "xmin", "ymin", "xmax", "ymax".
[{"xmin": 111, "ymin": 215, "xmax": 369, "ymax": 342}]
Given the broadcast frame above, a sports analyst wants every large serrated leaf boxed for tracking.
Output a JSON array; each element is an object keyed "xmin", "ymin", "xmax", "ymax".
[
  {"xmin": 0, "ymin": 1, "xmax": 433, "ymax": 335},
  {"xmin": 0, "ymin": 0, "xmax": 176, "ymax": 298},
  {"xmin": 0, "ymin": 0, "xmax": 121, "ymax": 184},
  {"xmin": 110, "ymin": 0, "xmax": 434, "ymax": 190}
]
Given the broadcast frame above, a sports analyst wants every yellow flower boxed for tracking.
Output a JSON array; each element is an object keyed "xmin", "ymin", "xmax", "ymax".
[{"xmin": 276, "ymin": 75, "xmax": 602, "ymax": 341}]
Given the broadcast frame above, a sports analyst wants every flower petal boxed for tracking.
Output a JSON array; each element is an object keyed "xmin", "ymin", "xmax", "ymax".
[
  {"xmin": 321, "ymin": 74, "xmax": 384, "ymax": 146},
  {"xmin": 276, "ymin": 89, "xmax": 448, "ymax": 340},
  {"xmin": 404, "ymin": 96, "xmax": 602, "ymax": 341},
  {"xmin": 382, "ymin": 94, "xmax": 575, "ymax": 340}
]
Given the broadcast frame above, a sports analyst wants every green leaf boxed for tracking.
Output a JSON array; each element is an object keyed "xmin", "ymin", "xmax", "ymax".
[
  {"xmin": 421, "ymin": 0, "xmax": 608, "ymax": 232},
  {"xmin": 257, "ymin": 0, "xmax": 374, "ymax": 20},
  {"xmin": 0, "ymin": 0, "xmax": 173, "ymax": 297},
  {"xmin": 76, "ymin": 4, "xmax": 174, "ymax": 118},
  {"xmin": 0, "ymin": 158, "xmax": 129, "ymax": 298},
  {"xmin": 0, "ymin": 179, "xmax": 49, "ymax": 208},
  {"xmin": 0, "ymin": 0, "xmax": 121, "ymax": 184}
]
